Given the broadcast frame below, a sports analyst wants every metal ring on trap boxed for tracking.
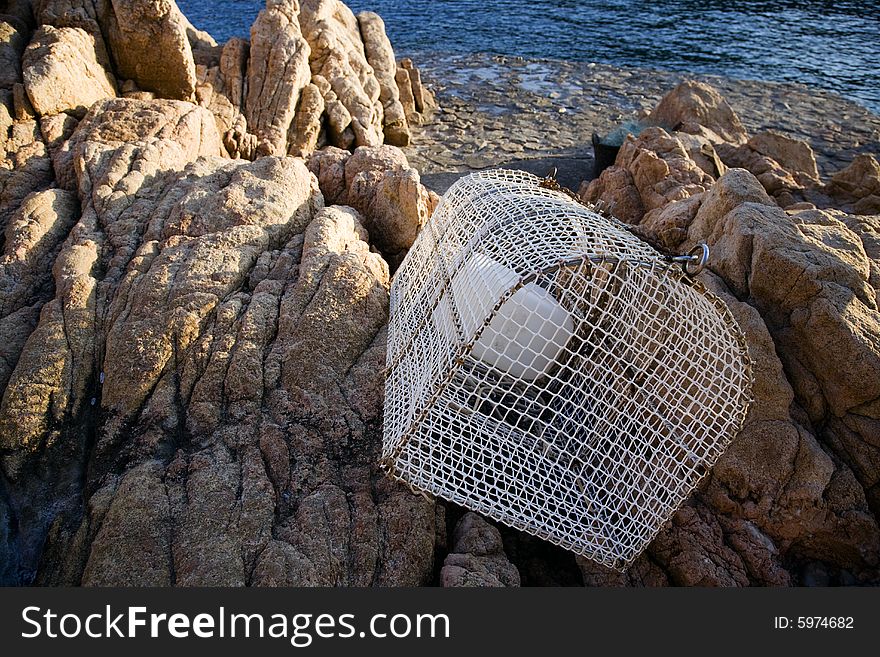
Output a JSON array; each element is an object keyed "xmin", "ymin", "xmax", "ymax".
[{"xmin": 381, "ymin": 169, "xmax": 753, "ymax": 570}]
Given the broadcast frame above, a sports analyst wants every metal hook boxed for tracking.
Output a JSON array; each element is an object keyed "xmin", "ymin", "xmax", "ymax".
[{"xmin": 671, "ymin": 242, "xmax": 710, "ymax": 276}]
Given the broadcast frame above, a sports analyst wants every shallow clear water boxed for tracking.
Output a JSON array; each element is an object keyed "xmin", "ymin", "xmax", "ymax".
[{"xmin": 177, "ymin": 0, "xmax": 880, "ymax": 113}]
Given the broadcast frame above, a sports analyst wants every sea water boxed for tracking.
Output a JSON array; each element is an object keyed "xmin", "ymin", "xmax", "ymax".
[{"xmin": 176, "ymin": 0, "xmax": 880, "ymax": 114}]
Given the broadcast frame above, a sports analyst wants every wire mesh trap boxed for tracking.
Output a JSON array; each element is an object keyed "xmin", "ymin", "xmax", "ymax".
[{"xmin": 381, "ymin": 169, "xmax": 753, "ymax": 570}]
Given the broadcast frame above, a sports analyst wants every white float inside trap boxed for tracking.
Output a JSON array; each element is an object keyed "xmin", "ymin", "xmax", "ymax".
[{"xmin": 381, "ymin": 169, "xmax": 753, "ymax": 570}]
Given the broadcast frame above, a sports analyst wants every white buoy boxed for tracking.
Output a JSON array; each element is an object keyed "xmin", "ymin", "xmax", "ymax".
[{"xmin": 436, "ymin": 253, "xmax": 574, "ymax": 381}]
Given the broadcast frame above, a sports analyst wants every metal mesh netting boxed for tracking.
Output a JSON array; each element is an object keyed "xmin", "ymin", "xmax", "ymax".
[{"xmin": 381, "ymin": 169, "xmax": 753, "ymax": 570}]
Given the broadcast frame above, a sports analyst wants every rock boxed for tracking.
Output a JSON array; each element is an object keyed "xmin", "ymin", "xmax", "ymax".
[
  {"xmin": 0, "ymin": 16, "xmax": 27, "ymax": 89},
  {"xmin": 244, "ymin": 0, "xmax": 312, "ymax": 156},
  {"xmin": 40, "ymin": 112, "xmax": 80, "ymax": 188},
  {"xmin": 202, "ymin": 40, "xmax": 252, "ymax": 157},
  {"xmin": 0, "ymin": 89, "xmax": 12, "ymax": 150},
  {"xmin": 307, "ymin": 144, "xmax": 433, "ymax": 258},
  {"xmin": 103, "ymin": 0, "xmax": 197, "ymax": 100},
  {"xmin": 22, "ymin": 26, "xmax": 116, "ymax": 117},
  {"xmin": 0, "ymin": 82, "xmax": 438, "ymax": 584},
  {"xmin": 306, "ymin": 144, "xmax": 349, "ymax": 201},
  {"xmin": 287, "ymin": 82, "xmax": 324, "ymax": 158},
  {"xmin": 748, "ymin": 130, "xmax": 820, "ymax": 182},
  {"xmin": 220, "ymin": 37, "xmax": 249, "ymax": 110},
  {"xmin": 649, "ymin": 501, "xmax": 751, "ymax": 586},
  {"xmin": 97, "ymin": 158, "xmax": 321, "ymax": 426},
  {"xmin": 222, "ymin": 113, "xmax": 260, "ymax": 161},
  {"xmin": 194, "ymin": 63, "xmax": 237, "ymax": 156},
  {"xmin": 838, "ymin": 213, "xmax": 880, "ymax": 306},
  {"xmin": 827, "ymin": 154, "xmax": 880, "ymax": 215},
  {"xmin": 80, "ymin": 461, "xmax": 172, "ymax": 585},
  {"xmin": 648, "ymin": 80, "xmax": 749, "ymax": 145},
  {"xmin": 675, "ymin": 131, "xmax": 726, "ymax": 178},
  {"xmin": 0, "ymin": 97, "xmax": 223, "ymax": 466},
  {"xmin": 399, "ymin": 58, "xmax": 437, "ymax": 118},
  {"xmin": 581, "ymin": 126, "xmax": 711, "ymax": 226},
  {"xmin": 12, "ymin": 81, "xmax": 34, "ymax": 120},
  {"xmin": 685, "ymin": 170, "xmax": 880, "ymax": 558},
  {"xmin": 394, "ymin": 67, "xmax": 419, "ymax": 126},
  {"xmin": 0, "ymin": 188, "xmax": 80, "ymax": 394},
  {"xmin": 33, "ymin": 0, "xmax": 113, "ymax": 68},
  {"xmin": 615, "ymin": 126, "xmax": 712, "ymax": 213},
  {"xmin": 358, "ymin": 12, "xmax": 410, "ymax": 146},
  {"xmin": 715, "ymin": 142, "xmax": 803, "ymax": 202},
  {"xmin": 686, "ymin": 167, "xmax": 773, "ymax": 241},
  {"xmin": 578, "ymin": 165, "xmax": 644, "ymax": 224},
  {"xmin": 313, "ymin": 73, "xmax": 353, "ymax": 149},
  {"xmin": 638, "ymin": 191, "xmax": 703, "ymax": 249},
  {"xmin": 441, "ymin": 513, "xmax": 520, "ymax": 587},
  {"xmin": 301, "ymin": 0, "xmax": 383, "ymax": 148},
  {"xmin": 697, "ymin": 271, "xmax": 868, "ymax": 583},
  {"xmin": 66, "ymin": 96, "xmax": 223, "ymax": 164},
  {"xmin": 853, "ymin": 196, "xmax": 880, "ymax": 216},
  {"xmin": 0, "ymin": 120, "xmax": 54, "ymax": 236},
  {"xmin": 579, "ymin": 555, "xmax": 669, "ymax": 587},
  {"xmin": 577, "ymin": 168, "xmax": 880, "ymax": 584}
]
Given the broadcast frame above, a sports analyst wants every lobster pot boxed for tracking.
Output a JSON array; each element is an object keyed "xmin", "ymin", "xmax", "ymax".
[{"xmin": 382, "ymin": 170, "xmax": 752, "ymax": 570}]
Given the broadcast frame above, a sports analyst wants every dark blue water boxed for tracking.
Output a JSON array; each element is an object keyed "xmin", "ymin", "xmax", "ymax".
[{"xmin": 177, "ymin": 0, "xmax": 880, "ymax": 113}]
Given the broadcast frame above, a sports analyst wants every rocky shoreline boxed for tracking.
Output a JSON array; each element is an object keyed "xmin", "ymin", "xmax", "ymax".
[
  {"xmin": 1, "ymin": 0, "xmax": 879, "ymax": 587},
  {"xmin": 405, "ymin": 52, "xmax": 880, "ymax": 193}
]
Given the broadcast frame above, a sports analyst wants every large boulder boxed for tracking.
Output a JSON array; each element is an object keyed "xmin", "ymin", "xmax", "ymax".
[
  {"xmin": 687, "ymin": 170, "xmax": 880, "ymax": 555},
  {"xmin": 244, "ymin": 0, "xmax": 312, "ymax": 156},
  {"xmin": 22, "ymin": 25, "xmax": 116, "ymax": 117},
  {"xmin": 0, "ymin": 88, "xmax": 438, "ymax": 585},
  {"xmin": 66, "ymin": 97, "xmax": 222, "ymax": 165},
  {"xmin": 648, "ymin": 80, "xmax": 749, "ymax": 145},
  {"xmin": 358, "ymin": 12, "xmax": 410, "ymax": 146},
  {"xmin": 34, "ymin": 0, "xmax": 113, "ymax": 70},
  {"xmin": 103, "ymin": 0, "xmax": 197, "ymax": 100}
]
